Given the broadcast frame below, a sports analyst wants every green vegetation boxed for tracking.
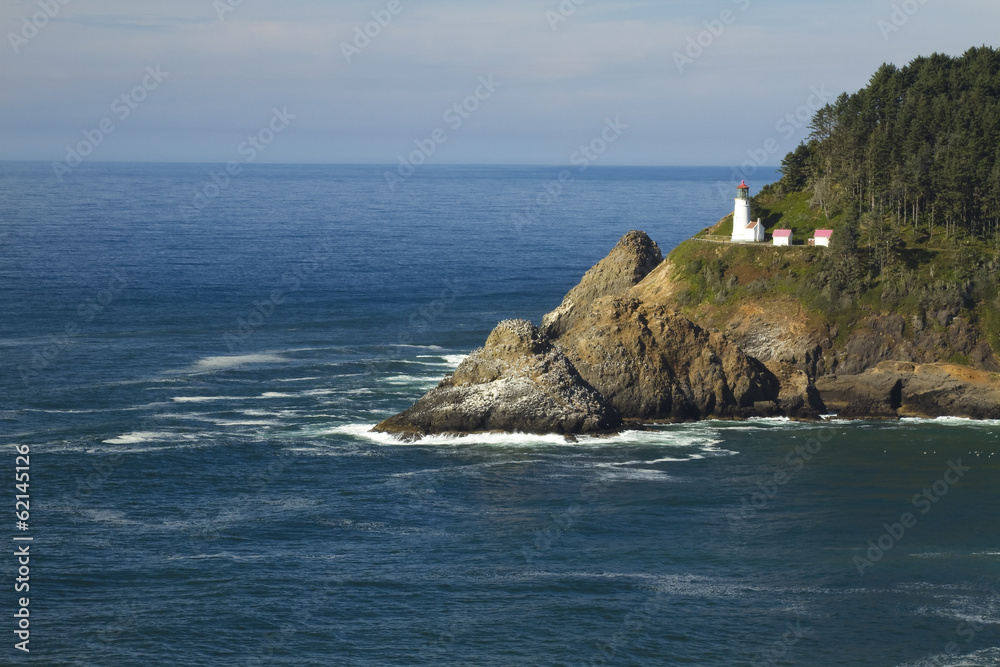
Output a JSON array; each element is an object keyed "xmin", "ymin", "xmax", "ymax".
[
  {"xmin": 774, "ymin": 46, "xmax": 1000, "ymax": 241},
  {"xmin": 668, "ymin": 47, "xmax": 1000, "ymax": 363}
]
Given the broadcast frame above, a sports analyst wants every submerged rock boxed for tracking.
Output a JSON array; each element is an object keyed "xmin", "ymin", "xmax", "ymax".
[{"xmin": 373, "ymin": 320, "xmax": 622, "ymax": 439}]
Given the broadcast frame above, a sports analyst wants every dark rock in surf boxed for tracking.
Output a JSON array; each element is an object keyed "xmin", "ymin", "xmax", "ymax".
[{"xmin": 373, "ymin": 319, "xmax": 622, "ymax": 439}]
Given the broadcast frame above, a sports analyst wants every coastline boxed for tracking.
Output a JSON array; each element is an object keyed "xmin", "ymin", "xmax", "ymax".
[{"xmin": 375, "ymin": 228, "xmax": 1000, "ymax": 440}]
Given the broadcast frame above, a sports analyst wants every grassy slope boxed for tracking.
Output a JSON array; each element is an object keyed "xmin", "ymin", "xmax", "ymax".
[{"xmin": 660, "ymin": 188, "xmax": 1000, "ymax": 368}]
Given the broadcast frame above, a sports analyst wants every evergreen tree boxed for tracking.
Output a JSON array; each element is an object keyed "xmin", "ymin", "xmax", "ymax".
[{"xmin": 775, "ymin": 47, "xmax": 1000, "ymax": 240}]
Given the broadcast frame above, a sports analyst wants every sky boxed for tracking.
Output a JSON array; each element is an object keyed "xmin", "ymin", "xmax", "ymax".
[{"xmin": 1, "ymin": 0, "xmax": 998, "ymax": 167}]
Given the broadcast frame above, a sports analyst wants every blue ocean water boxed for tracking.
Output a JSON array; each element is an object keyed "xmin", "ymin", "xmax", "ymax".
[{"xmin": 0, "ymin": 162, "xmax": 998, "ymax": 666}]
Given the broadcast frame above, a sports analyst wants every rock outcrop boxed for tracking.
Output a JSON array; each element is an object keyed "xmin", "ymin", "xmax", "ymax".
[
  {"xmin": 764, "ymin": 360, "xmax": 826, "ymax": 419},
  {"xmin": 373, "ymin": 320, "xmax": 622, "ymax": 439},
  {"xmin": 541, "ymin": 230, "xmax": 662, "ymax": 339},
  {"xmin": 834, "ymin": 314, "xmax": 1000, "ymax": 375},
  {"xmin": 539, "ymin": 230, "xmax": 822, "ymax": 421},
  {"xmin": 817, "ymin": 361, "xmax": 1000, "ymax": 420},
  {"xmin": 377, "ymin": 230, "xmax": 833, "ymax": 437},
  {"xmin": 550, "ymin": 297, "xmax": 786, "ymax": 421}
]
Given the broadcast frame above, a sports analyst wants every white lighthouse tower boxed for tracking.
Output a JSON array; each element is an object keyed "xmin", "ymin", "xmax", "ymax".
[{"xmin": 731, "ymin": 180, "xmax": 764, "ymax": 242}]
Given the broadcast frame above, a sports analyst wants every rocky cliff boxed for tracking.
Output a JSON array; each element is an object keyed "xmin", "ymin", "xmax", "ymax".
[
  {"xmin": 375, "ymin": 231, "xmax": 825, "ymax": 439},
  {"xmin": 373, "ymin": 319, "xmax": 622, "ymax": 438},
  {"xmin": 633, "ymin": 224, "xmax": 1000, "ymax": 419},
  {"xmin": 817, "ymin": 361, "xmax": 1000, "ymax": 420},
  {"xmin": 541, "ymin": 229, "xmax": 663, "ymax": 339},
  {"xmin": 550, "ymin": 296, "xmax": 787, "ymax": 421},
  {"xmin": 541, "ymin": 231, "xmax": 821, "ymax": 421},
  {"xmin": 377, "ymin": 221, "xmax": 1000, "ymax": 432}
]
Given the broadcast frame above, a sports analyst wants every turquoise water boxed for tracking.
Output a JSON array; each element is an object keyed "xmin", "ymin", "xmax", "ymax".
[{"xmin": 0, "ymin": 163, "xmax": 998, "ymax": 665}]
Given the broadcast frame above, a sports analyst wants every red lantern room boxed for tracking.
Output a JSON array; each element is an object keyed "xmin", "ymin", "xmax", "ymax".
[{"xmin": 737, "ymin": 180, "xmax": 750, "ymax": 200}]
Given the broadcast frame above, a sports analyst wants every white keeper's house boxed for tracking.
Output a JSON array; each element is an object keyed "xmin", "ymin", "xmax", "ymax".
[{"xmin": 730, "ymin": 180, "xmax": 764, "ymax": 243}]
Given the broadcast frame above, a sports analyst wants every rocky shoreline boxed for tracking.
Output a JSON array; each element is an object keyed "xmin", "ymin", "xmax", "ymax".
[{"xmin": 375, "ymin": 231, "xmax": 1000, "ymax": 439}]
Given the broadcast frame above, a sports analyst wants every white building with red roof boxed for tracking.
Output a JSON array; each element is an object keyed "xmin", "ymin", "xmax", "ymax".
[
  {"xmin": 772, "ymin": 229, "xmax": 792, "ymax": 246},
  {"xmin": 810, "ymin": 229, "xmax": 833, "ymax": 247}
]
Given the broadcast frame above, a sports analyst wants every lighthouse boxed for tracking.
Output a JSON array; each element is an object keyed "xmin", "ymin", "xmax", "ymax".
[{"xmin": 730, "ymin": 180, "xmax": 764, "ymax": 242}]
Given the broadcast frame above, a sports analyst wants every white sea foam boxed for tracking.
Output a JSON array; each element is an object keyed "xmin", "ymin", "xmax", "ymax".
[
  {"xmin": 211, "ymin": 420, "xmax": 279, "ymax": 427},
  {"xmin": 172, "ymin": 396, "xmax": 249, "ymax": 403},
  {"xmin": 645, "ymin": 456, "xmax": 699, "ymax": 463},
  {"xmin": 22, "ymin": 407, "xmax": 112, "ymax": 415},
  {"xmin": 94, "ymin": 443, "xmax": 208, "ymax": 454},
  {"xmin": 894, "ymin": 648, "xmax": 1000, "ymax": 667},
  {"xmin": 296, "ymin": 388, "xmax": 339, "ymax": 397},
  {"xmin": 593, "ymin": 464, "xmax": 673, "ymax": 482},
  {"xmin": 259, "ymin": 392, "xmax": 296, "ymax": 399},
  {"xmin": 415, "ymin": 354, "xmax": 468, "ymax": 366},
  {"xmin": 102, "ymin": 431, "xmax": 174, "ymax": 445},
  {"xmin": 325, "ymin": 423, "xmax": 580, "ymax": 447},
  {"xmin": 901, "ymin": 416, "xmax": 1000, "ymax": 427},
  {"xmin": 384, "ymin": 374, "xmax": 441, "ymax": 385},
  {"xmin": 241, "ymin": 409, "xmax": 301, "ymax": 417},
  {"xmin": 322, "ymin": 423, "xmax": 728, "ymax": 454},
  {"xmin": 276, "ymin": 376, "xmax": 321, "ymax": 383},
  {"xmin": 179, "ymin": 353, "xmax": 286, "ymax": 373}
]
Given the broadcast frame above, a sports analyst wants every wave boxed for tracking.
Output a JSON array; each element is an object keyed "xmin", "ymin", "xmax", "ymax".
[
  {"xmin": 384, "ymin": 374, "xmax": 441, "ymax": 383},
  {"xmin": 325, "ymin": 423, "xmax": 582, "ymax": 447},
  {"xmin": 102, "ymin": 431, "xmax": 175, "ymax": 445},
  {"xmin": 210, "ymin": 420, "xmax": 280, "ymax": 427},
  {"xmin": 321, "ymin": 424, "xmax": 730, "ymax": 453},
  {"xmin": 171, "ymin": 395, "xmax": 251, "ymax": 403},
  {"xmin": 174, "ymin": 392, "xmax": 303, "ymax": 401},
  {"xmin": 170, "ymin": 353, "xmax": 288, "ymax": 374},
  {"xmin": 593, "ymin": 464, "xmax": 674, "ymax": 482},
  {"xmin": 895, "ymin": 648, "xmax": 1000, "ymax": 667},
  {"xmin": 415, "ymin": 354, "xmax": 469, "ymax": 366},
  {"xmin": 294, "ymin": 388, "xmax": 339, "ymax": 397},
  {"xmin": 241, "ymin": 409, "xmax": 302, "ymax": 417}
]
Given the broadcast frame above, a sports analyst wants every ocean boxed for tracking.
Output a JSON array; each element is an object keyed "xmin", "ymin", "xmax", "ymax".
[{"xmin": 0, "ymin": 162, "xmax": 997, "ymax": 666}]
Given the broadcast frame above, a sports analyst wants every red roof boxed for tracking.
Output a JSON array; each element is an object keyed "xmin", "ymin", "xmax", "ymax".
[
  {"xmin": 773, "ymin": 229, "xmax": 792, "ymax": 237},
  {"xmin": 746, "ymin": 220, "xmax": 759, "ymax": 229},
  {"xmin": 737, "ymin": 180, "xmax": 749, "ymax": 189},
  {"xmin": 815, "ymin": 229, "xmax": 833, "ymax": 238}
]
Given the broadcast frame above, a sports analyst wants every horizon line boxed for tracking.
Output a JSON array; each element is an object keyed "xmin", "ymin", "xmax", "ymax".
[{"xmin": 0, "ymin": 159, "xmax": 784, "ymax": 170}]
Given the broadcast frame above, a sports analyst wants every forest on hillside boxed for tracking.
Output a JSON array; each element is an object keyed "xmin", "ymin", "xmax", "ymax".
[
  {"xmin": 775, "ymin": 46, "xmax": 1000, "ymax": 242},
  {"xmin": 682, "ymin": 48, "xmax": 1000, "ymax": 355}
]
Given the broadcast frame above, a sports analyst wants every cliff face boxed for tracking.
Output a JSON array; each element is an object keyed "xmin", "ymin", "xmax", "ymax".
[
  {"xmin": 541, "ymin": 231, "xmax": 822, "ymax": 421},
  {"xmin": 377, "ymin": 215, "xmax": 1000, "ymax": 432},
  {"xmin": 834, "ymin": 314, "xmax": 999, "ymax": 375},
  {"xmin": 636, "ymin": 235, "xmax": 1000, "ymax": 381},
  {"xmin": 376, "ymin": 231, "xmax": 827, "ymax": 438},
  {"xmin": 541, "ymin": 230, "xmax": 663, "ymax": 339},
  {"xmin": 551, "ymin": 297, "xmax": 786, "ymax": 421},
  {"xmin": 373, "ymin": 319, "xmax": 622, "ymax": 438},
  {"xmin": 817, "ymin": 361, "xmax": 1000, "ymax": 420},
  {"xmin": 630, "ymin": 229, "xmax": 1000, "ymax": 419}
]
